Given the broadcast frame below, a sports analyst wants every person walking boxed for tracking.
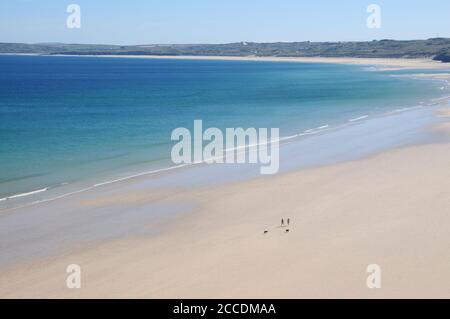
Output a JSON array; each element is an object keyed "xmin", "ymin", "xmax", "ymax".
[
  {"xmin": 287, "ymin": 218, "xmax": 290, "ymax": 226},
  {"xmin": 281, "ymin": 219, "xmax": 284, "ymax": 227}
]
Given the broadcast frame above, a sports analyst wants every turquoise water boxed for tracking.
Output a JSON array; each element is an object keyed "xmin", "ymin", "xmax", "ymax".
[{"xmin": 0, "ymin": 55, "xmax": 446, "ymax": 201}]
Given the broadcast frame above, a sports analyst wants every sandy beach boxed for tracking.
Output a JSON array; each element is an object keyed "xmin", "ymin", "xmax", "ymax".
[
  {"xmin": 1, "ymin": 106, "xmax": 449, "ymax": 298},
  {"xmin": 3, "ymin": 0, "xmax": 450, "ymax": 303},
  {"xmin": 50, "ymin": 54, "xmax": 450, "ymax": 71},
  {"xmin": 1, "ymin": 53, "xmax": 449, "ymax": 298}
]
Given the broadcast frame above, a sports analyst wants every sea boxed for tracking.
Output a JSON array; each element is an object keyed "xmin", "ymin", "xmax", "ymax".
[{"xmin": 0, "ymin": 54, "xmax": 449, "ymax": 209}]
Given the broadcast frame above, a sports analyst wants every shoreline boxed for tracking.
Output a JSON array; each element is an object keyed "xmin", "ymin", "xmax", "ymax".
[
  {"xmin": 5, "ymin": 53, "xmax": 450, "ymax": 70},
  {"xmin": 121, "ymin": 55, "xmax": 450, "ymax": 70},
  {"xmin": 0, "ymin": 105, "xmax": 448, "ymax": 266},
  {"xmin": 1, "ymin": 99, "xmax": 448, "ymax": 213}
]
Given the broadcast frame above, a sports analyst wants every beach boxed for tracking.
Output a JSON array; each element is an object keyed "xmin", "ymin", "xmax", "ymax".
[
  {"xmin": 1, "ymin": 137, "xmax": 450, "ymax": 298},
  {"xmin": 4, "ymin": 0, "xmax": 450, "ymax": 304},
  {"xmin": 52, "ymin": 54, "xmax": 450, "ymax": 70},
  {"xmin": 0, "ymin": 55, "xmax": 450, "ymax": 299},
  {"xmin": 1, "ymin": 104, "xmax": 450, "ymax": 298}
]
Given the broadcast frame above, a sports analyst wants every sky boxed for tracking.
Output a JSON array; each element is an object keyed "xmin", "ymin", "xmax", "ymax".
[{"xmin": 0, "ymin": 0, "xmax": 449, "ymax": 45}]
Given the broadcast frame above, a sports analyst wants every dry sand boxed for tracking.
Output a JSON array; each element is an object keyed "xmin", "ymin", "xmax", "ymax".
[{"xmin": 1, "ymin": 138, "xmax": 450, "ymax": 298}]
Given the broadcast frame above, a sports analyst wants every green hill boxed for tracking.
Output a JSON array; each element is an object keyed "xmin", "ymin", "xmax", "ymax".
[{"xmin": 1, "ymin": 38, "xmax": 449, "ymax": 62}]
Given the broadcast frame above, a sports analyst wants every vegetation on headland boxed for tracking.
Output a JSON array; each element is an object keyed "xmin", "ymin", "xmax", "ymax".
[{"xmin": 1, "ymin": 38, "xmax": 450, "ymax": 62}]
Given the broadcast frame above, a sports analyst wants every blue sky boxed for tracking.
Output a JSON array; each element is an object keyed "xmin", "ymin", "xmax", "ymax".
[{"xmin": 1, "ymin": 0, "xmax": 449, "ymax": 44}]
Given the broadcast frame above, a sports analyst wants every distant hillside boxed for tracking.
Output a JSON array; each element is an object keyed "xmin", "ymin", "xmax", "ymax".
[{"xmin": 1, "ymin": 38, "xmax": 450, "ymax": 62}]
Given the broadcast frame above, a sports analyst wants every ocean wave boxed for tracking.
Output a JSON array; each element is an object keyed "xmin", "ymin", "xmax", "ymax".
[
  {"xmin": 349, "ymin": 115, "xmax": 369, "ymax": 122},
  {"xmin": 304, "ymin": 124, "xmax": 329, "ymax": 133},
  {"xmin": 93, "ymin": 164, "xmax": 190, "ymax": 187},
  {"xmin": 0, "ymin": 187, "xmax": 48, "ymax": 202}
]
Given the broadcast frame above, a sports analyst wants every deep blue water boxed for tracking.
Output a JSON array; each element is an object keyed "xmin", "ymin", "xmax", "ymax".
[{"xmin": 0, "ymin": 55, "xmax": 445, "ymax": 200}]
